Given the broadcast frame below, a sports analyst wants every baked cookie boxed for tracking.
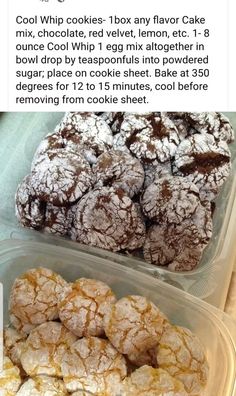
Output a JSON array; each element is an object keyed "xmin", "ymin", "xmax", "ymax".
[
  {"xmin": 143, "ymin": 202, "xmax": 212, "ymax": 271},
  {"xmin": 55, "ymin": 112, "xmax": 113, "ymax": 157},
  {"xmin": 103, "ymin": 295, "xmax": 168, "ymax": 355},
  {"xmin": 114, "ymin": 113, "xmax": 180, "ymax": 163},
  {"xmin": 173, "ymin": 133, "xmax": 231, "ymax": 201},
  {"xmin": 143, "ymin": 161, "xmax": 172, "ymax": 188},
  {"xmin": 44, "ymin": 204, "xmax": 75, "ymax": 236},
  {"xmin": 4, "ymin": 327, "xmax": 27, "ymax": 375},
  {"xmin": 93, "ymin": 150, "xmax": 144, "ymax": 198},
  {"xmin": 99, "ymin": 112, "xmax": 125, "ymax": 134},
  {"xmin": 58, "ymin": 278, "xmax": 116, "ymax": 337},
  {"xmin": 61, "ymin": 336, "xmax": 127, "ymax": 394},
  {"xmin": 0, "ymin": 356, "xmax": 22, "ymax": 396},
  {"xmin": 31, "ymin": 149, "xmax": 94, "ymax": 206},
  {"xmin": 71, "ymin": 187, "xmax": 145, "ymax": 252},
  {"xmin": 9, "ymin": 267, "xmax": 68, "ymax": 333},
  {"xmin": 15, "ymin": 174, "xmax": 45, "ymax": 229},
  {"xmin": 123, "ymin": 366, "xmax": 188, "ymax": 396},
  {"xmin": 156, "ymin": 325, "xmax": 209, "ymax": 395},
  {"xmin": 141, "ymin": 175, "xmax": 200, "ymax": 224},
  {"xmin": 20, "ymin": 321, "xmax": 77, "ymax": 377},
  {"xmin": 186, "ymin": 112, "xmax": 234, "ymax": 143},
  {"xmin": 16, "ymin": 376, "xmax": 68, "ymax": 396}
]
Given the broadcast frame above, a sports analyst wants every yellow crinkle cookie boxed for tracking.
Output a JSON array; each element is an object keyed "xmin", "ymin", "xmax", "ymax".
[
  {"xmin": 123, "ymin": 365, "xmax": 188, "ymax": 396},
  {"xmin": 104, "ymin": 295, "xmax": 167, "ymax": 355},
  {"xmin": 58, "ymin": 278, "xmax": 116, "ymax": 337},
  {"xmin": 61, "ymin": 336, "xmax": 127, "ymax": 394},
  {"xmin": 20, "ymin": 321, "xmax": 77, "ymax": 377},
  {"xmin": 9, "ymin": 267, "xmax": 68, "ymax": 333},
  {"xmin": 0, "ymin": 356, "xmax": 22, "ymax": 396},
  {"xmin": 16, "ymin": 375, "xmax": 68, "ymax": 395},
  {"xmin": 156, "ymin": 325, "xmax": 209, "ymax": 395}
]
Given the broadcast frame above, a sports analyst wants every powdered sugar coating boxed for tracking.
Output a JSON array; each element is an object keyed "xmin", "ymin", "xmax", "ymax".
[
  {"xmin": 166, "ymin": 112, "xmax": 190, "ymax": 140},
  {"xmin": 173, "ymin": 133, "xmax": 231, "ymax": 201},
  {"xmin": 143, "ymin": 202, "xmax": 212, "ymax": 271},
  {"xmin": 93, "ymin": 150, "xmax": 144, "ymax": 198},
  {"xmin": 0, "ymin": 356, "xmax": 22, "ymax": 396},
  {"xmin": 99, "ymin": 112, "xmax": 125, "ymax": 134},
  {"xmin": 44, "ymin": 204, "xmax": 74, "ymax": 236},
  {"xmin": 32, "ymin": 131, "xmax": 98, "ymax": 167},
  {"xmin": 55, "ymin": 112, "xmax": 113, "ymax": 157},
  {"xmin": 186, "ymin": 112, "xmax": 234, "ymax": 143},
  {"xmin": 16, "ymin": 376, "xmax": 68, "ymax": 396},
  {"xmin": 143, "ymin": 162, "xmax": 172, "ymax": 188},
  {"xmin": 61, "ymin": 336, "xmax": 127, "ymax": 394},
  {"xmin": 9, "ymin": 267, "xmax": 68, "ymax": 333},
  {"xmin": 15, "ymin": 174, "xmax": 45, "ymax": 229},
  {"xmin": 71, "ymin": 187, "xmax": 145, "ymax": 252},
  {"xmin": 20, "ymin": 322, "xmax": 77, "ymax": 377},
  {"xmin": 141, "ymin": 176, "xmax": 200, "ymax": 224},
  {"xmin": 104, "ymin": 295, "xmax": 168, "ymax": 355},
  {"xmin": 58, "ymin": 278, "xmax": 116, "ymax": 337},
  {"xmin": 4, "ymin": 327, "xmax": 27, "ymax": 374},
  {"xmin": 156, "ymin": 325, "xmax": 209, "ymax": 395},
  {"xmin": 118, "ymin": 113, "xmax": 180, "ymax": 163},
  {"xmin": 123, "ymin": 366, "xmax": 188, "ymax": 396},
  {"xmin": 31, "ymin": 149, "xmax": 94, "ymax": 206}
]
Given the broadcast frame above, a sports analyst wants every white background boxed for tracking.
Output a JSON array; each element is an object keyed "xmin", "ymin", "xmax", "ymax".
[{"xmin": 0, "ymin": 0, "xmax": 236, "ymax": 111}]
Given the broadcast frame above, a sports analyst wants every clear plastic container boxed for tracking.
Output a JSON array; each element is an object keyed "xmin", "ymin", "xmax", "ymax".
[
  {"xmin": 0, "ymin": 112, "xmax": 236, "ymax": 308},
  {"xmin": 0, "ymin": 239, "xmax": 235, "ymax": 396}
]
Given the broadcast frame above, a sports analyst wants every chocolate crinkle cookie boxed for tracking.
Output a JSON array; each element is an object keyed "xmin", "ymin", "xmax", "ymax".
[
  {"xmin": 93, "ymin": 150, "xmax": 144, "ymax": 198},
  {"xmin": 173, "ymin": 133, "xmax": 231, "ymax": 201},
  {"xmin": 15, "ymin": 112, "xmax": 234, "ymax": 272},
  {"xmin": 141, "ymin": 175, "xmax": 200, "ymax": 224},
  {"xmin": 15, "ymin": 174, "xmax": 45, "ymax": 229},
  {"xmin": 31, "ymin": 149, "xmax": 94, "ymax": 206},
  {"xmin": 71, "ymin": 187, "xmax": 146, "ymax": 252},
  {"xmin": 55, "ymin": 112, "xmax": 113, "ymax": 156},
  {"xmin": 143, "ymin": 202, "xmax": 213, "ymax": 271},
  {"xmin": 114, "ymin": 112, "xmax": 180, "ymax": 163},
  {"xmin": 185, "ymin": 112, "xmax": 234, "ymax": 143}
]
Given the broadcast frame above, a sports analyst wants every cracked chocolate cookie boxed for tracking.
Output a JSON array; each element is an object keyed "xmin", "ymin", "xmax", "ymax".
[
  {"xmin": 55, "ymin": 112, "xmax": 113, "ymax": 157},
  {"xmin": 141, "ymin": 175, "xmax": 200, "ymax": 224},
  {"xmin": 186, "ymin": 112, "xmax": 234, "ymax": 143},
  {"xmin": 99, "ymin": 112, "xmax": 125, "ymax": 134},
  {"xmin": 31, "ymin": 149, "xmax": 94, "ymax": 206},
  {"xmin": 44, "ymin": 204, "xmax": 75, "ymax": 236},
  {"xmin": 115, "ymin": 113, "xmax": 180, "ymax": 163},
  {"xmin": 93, "ymin": 150, "xmax": 144, "ymax": 198},
  {"xmin": 15, "ymin": 174, "xmax": 45, "ymax": 230},
  {"xmin": 143, "ymin": 162, "xmax": 172, "ymax": 188},
  {"xmin": 143, "ymin": 202, "xmax": 212, "ymax": 271},
  {"xmin": 71, "ymin": 187, "xmax": 146, "ymax": 252},
  {"xmin": 173, "ymin": 133, "xmax": 231, "ymax": 201}
]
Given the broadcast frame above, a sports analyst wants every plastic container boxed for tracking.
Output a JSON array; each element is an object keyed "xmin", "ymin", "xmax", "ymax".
[
  {"xmin": 0, "ymin": 239, "xmax": 235, "ymax": 396},
  {"xmin": 0, "ymin": 112, "xmax": 236, "ymax": 308}
]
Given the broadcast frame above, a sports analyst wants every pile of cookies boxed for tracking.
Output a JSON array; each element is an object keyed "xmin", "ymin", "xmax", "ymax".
[
  {"xmin": 2, "ymin": 267, "xmax": 209, "ymax": 395},
  {"xmin": 15, "ymin": 112, "xmax": 234, "ymax": 271}
]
